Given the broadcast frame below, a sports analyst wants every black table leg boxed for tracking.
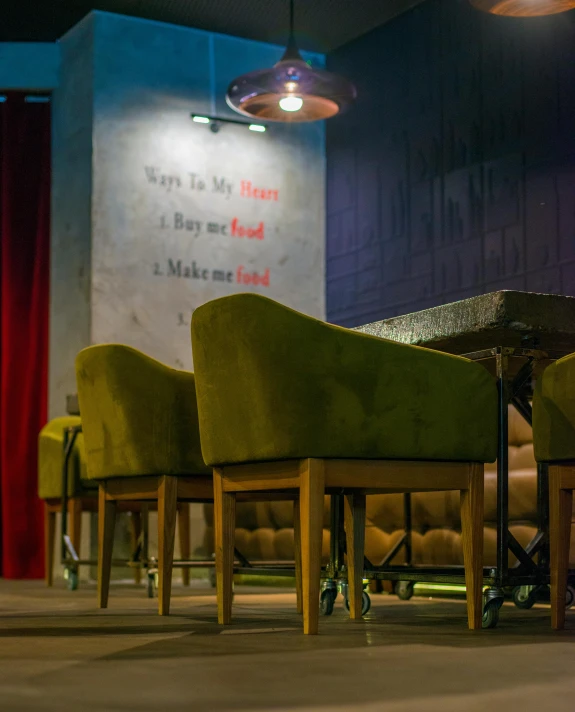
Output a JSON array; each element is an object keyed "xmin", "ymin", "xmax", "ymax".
[
  {"xmin": 404, "ymin": 493, "xmax": 412, "ymax": 566},
  {"xmin": 61, "ymin": 427, "xmax": 70, "ymax": 564},
  {"xmin": 496, "ymin": 350, "xmax": 510, "ymax": 588},
  {"xmin": 331, "ymin": 493, "xmax": 345, "ymax": 575}
]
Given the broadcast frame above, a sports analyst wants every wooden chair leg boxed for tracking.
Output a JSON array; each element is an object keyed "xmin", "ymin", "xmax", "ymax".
[
  {"xmin": 158, "ymin": 475, "xmax": 178, "ymax": 616},
  {"xmin": 549, "ymin": 465, "xmax": 573, "ymax": 630},
  {"xmin": 293, "ymin": 499, "xmax": 302, "ymax": 614},
  {"xmin": 344, "ymin": 491, "xmax": 366, "ymax": 620},
  {"xmin": 299, "ymin": 458, "xmax": 325, "ymax": 635},
  {"xmin": 98, "ymin": 485, "xmax": 117, "ymax": 609},
  {"xmin": 68, "ymin": 497, "xmax": 83, "ymax": 580},
  {"xmin": 141, "ymin": 504, "xmax": 150, "ymax": 569},
  {"xmin": 214, "ymin": 467, "xmax": 236, "ymax": 625},
  {"xmin": 178, "ymin": 503, "xmax": 191, "ymax": 586},
  {"xmin": 44, "ymin": 503, "xmax": 56, "ymax": 587},
  {"xmin": 460, "ymin": 463, "xmax": 484, "ymax": 630},
  {"xmin": 129, "ymin": 511, "xmax": 142, "ymax": 585}
]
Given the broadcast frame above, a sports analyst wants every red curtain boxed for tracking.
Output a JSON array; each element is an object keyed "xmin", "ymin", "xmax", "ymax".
[{"xmin": 0, "ymin": 93, "xmax": 51, "ymax": 578}]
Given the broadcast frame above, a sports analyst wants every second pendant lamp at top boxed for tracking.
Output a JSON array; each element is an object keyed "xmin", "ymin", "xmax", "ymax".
[
  {"xmin": 470, "ymin": 0, "xmax": 575, "ymax": 14},
  {"xmin": 225, "ymin": 0, "xmax": 356, "ymax": 123}
]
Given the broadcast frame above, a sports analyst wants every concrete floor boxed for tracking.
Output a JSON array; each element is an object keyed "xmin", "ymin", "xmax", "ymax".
[{"xmin": 1, "ymin": 580, "xmax": 574, "ymax": 712}]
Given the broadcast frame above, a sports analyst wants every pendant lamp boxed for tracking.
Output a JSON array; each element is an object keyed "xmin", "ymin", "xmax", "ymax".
[
  {"xmin": 226, "ymin": 0, "xmax": 356, "ymax": 122},
  {"xmin": 470, "ymin": 0, "xmax": 575, "ymax": 15}
]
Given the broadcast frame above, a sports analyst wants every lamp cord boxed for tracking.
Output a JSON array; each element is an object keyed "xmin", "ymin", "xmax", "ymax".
[{"xmin": 280, "ymin": 0, "xmax": 302, "ymax": 62}]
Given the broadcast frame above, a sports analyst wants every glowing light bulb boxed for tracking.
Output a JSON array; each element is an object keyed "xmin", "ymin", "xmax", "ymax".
[
  {"xmin": 279, "ymin": 95, "xmax": 303, "ymax": 112},
  {"xmin": 285, "ymin": 81, "xmax": 298, "ymax": 92}
]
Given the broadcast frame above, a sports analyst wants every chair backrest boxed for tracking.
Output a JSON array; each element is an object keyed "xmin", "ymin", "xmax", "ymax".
[
  {"xmin": 191, "ymin": 293, "xmax": 498, "ymax": 466},
  {"xmin": 76, "ymin": 344, "xmax": 209, "ymax": 479}
]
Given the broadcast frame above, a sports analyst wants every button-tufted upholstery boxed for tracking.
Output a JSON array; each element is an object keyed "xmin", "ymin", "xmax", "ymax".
[{"xmin": 203, "ymin": 406, "xmax": 575, "ymax": 566}]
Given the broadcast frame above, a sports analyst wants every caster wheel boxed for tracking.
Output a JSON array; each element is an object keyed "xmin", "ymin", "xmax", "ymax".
[
  {"xmin": 482, "ymin": 600, "xmax": 501, "ymax": 629},
  {"xmin": 512, "ymin": 586, "xmax": 537, "ymax": 610},
  {"xmin": 396, "ymin": 581, "xmax": 414, "ymax": 601},
  {"xmin": 320, "ymin": 589, "xmax": 336, "ymax": 616},
  {"xmin": 566, "ymin": 585, "xmax": 575, "ymax": 610},
  {"xmin": 147, "ymin": 573, "xmax": 157, "ymax": 598},
  {"xmin": 345, "ymin": 591, "xmax": 371, "ymax": 616},
  {"xmin": 65, "ymin": 570, "xmax": 79, "ymax": 591},
  {"xmin": 362, "ymin": 591, "xmax": 371, "ymax": 615}
]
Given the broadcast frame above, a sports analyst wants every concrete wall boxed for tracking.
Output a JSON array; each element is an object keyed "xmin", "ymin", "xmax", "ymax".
[
  {"xmin": 50, "ymin": 11, "xmax": 326, "ymax": 417},
  {"xmin": 49, "ymin": 17, "xmax": 94, "ymax": 421},
  {"xmin": 47, "ymin": 11, "xmax": 326, "ymax": 577}
]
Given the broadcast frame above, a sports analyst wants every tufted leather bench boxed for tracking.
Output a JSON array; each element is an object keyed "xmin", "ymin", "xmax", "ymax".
[{"xmin": 203, "ymin": 406, "xmax": 575, "ymax": 568}]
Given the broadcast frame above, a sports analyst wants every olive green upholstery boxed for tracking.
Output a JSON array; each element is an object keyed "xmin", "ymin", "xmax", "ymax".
[
  {"xmin": 38, "ymin": 416, "xmax": 94, "ymax": 499},
  {"xmin": 75, "ymin": 345, "xmax": 210, "ymax": 480},
  {"xmin": 191, "ymin": 294, "xmax": 499, "ymax": 467},
  {"xmin": 533, "ymin": 352, "xmax": 575, "ymax": 462}
]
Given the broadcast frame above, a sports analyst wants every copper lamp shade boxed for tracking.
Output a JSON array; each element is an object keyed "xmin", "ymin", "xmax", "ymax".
[
  {"xmin": 226, "ymin": 3, "xmax": 356, "ymax": 123},
  {"xmin": 470, "ymin": 0, "xmax": 575, "ymax": 15}
]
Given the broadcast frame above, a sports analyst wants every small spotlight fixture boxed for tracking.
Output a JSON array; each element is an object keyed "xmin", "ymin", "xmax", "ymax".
[
  {"xmin": 190, "ymin": 114, "xmax": 268, "ymax": 133},
  {"xmin": 24, "ymin": 95, "xmax": 50, "ymax": 103}
]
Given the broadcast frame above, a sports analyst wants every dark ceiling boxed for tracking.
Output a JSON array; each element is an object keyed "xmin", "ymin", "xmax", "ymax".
[{"xmin": 0, "ymin": 0, "xmax": 426, "ymax": 53}]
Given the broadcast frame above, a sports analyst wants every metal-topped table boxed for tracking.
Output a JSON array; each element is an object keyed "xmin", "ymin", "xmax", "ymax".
[
  {"xmin": 322, "ymin": 290, "xmax": 575, "ymax": 627},
  {"xmin": 356, "ymin": 289, "xmax": 575, "ymax": 355}
]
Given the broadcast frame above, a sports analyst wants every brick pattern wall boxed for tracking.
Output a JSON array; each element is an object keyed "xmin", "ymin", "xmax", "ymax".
[{"xmin": 326, "ymin": 0, "xmax": 575, "ymax": 326}]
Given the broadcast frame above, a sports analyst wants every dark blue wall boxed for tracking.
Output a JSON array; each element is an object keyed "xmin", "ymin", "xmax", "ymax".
[{"xmin": 326, "ymin": 0, "xmax": 575, "ymax": 326}]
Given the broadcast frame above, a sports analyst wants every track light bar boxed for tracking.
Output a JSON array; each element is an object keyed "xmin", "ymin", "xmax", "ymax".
[{"xmin": 190, "ymin": 113, "xmax": 267, "ymax": 133}]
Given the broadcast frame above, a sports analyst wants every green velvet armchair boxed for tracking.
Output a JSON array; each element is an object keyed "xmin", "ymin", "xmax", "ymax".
[
  {"xmin": 38, "ymin": 416, "xmax": 93, "ymax": 587},
  {"xmin": 533, "ymin": 352, "xmax": 575, "ymax": 629},
  {"xmin": 192, "ymin": 294, "xmax": 498, "ymax": 634},
  {"xmin": 76, "ymin": 344, "xmax": 211, "ymax": 614},
  {"xmin": 38, "ymin": 416, "xmax": 156, "ymax": 589}
]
